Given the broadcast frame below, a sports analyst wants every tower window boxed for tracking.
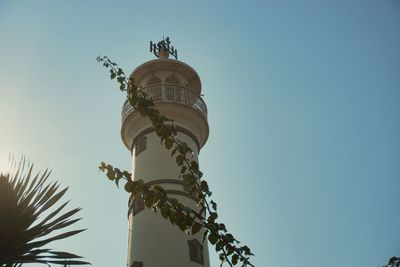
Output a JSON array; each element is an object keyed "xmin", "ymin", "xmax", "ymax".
[
  {"xmin": 188, "ymin": 239, "xmax": 204, "ymax": 265},
  {"xmin": 147, "ymin": 75, "xmax": 161, "ymax": 86},
  {"xmin": 131, "ymin": 192, "xmax": 145, "ymax": 216},
  {"xmin": 131, "ymin": 261, "xmax": 143, "ymax": 267},
  {"xmin": 165, "ymin": 74, "xmax": 179, "ymax": 85},
  {"xmin": 135, "ymin": 136, "xmax": 147, "ymax": 156}
]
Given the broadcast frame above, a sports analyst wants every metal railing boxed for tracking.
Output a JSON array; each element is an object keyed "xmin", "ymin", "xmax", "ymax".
[{"xmin": 121, "ymin": 83, "xmax": 207, "ymax": 123}]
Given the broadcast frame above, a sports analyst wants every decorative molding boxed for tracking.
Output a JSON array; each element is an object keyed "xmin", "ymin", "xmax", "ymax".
[
  {"xmin": 188, "ymin": 239, "xmax": 204, "ymax": 265},
  {"xmin": 146, "ymin": 179, "xmax": 195, "ymax": 197},
  {"xmin": 146, "ymin": 179, "xmax": 197, "ymax": 200},
  {"xmin": 164, "ymin": 189, "xmax": 197, "ymax": 201},
  {"xmin": 146, "ymin": 178, "xmax": 185, "ymax": 187},
  {"xmin": 130, "ymin": 126, "xmax": 200, "ymax": 153},
  {"xmin": 183, "ymin": 181, "xmax": 191, "ymax": 193},
  {"xmin": 145, "ymin": 179, "xmax": 198, "ymax": 199},
  {"xmin": 128, "ymin": 180, "xmax": 197, "ymax": 217}
]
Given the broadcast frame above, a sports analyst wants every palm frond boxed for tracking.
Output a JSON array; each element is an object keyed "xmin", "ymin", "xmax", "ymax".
[{"xmin": 0, "ymin": 160, "xmax": 90, "ymax": 266}]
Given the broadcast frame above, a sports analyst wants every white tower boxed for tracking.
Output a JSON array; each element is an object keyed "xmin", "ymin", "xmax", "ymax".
[{"xmin": 121, "ymin": 38, "xmax": 210, "ymax": 267}]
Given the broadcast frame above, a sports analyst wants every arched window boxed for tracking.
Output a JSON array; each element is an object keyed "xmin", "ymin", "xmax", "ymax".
[
  {"xmin": 135, "ymin": 136, "xmax": 147, "ymax": 156},
  {"xmin": 147, "ymin": 75, "xmax": 161, "ymax": 86},
  {"xmin": 165, "ymin": 74, "xmax": 179, "ymax": 85},
  {"xmin": 188, "ymin": 239, "xmax": 204, "ymax": 265},
  {"xmin": 129, "ymin": 192, "xmax": 144, "ymax": 216}
]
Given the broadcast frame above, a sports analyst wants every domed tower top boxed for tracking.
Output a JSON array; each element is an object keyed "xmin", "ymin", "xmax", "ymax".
[
  {"xmin": 121, "ymin": 37, "xmax": 209, "ymax": 152},
  {"xmin": 130, "ymin": 37, "xmax": 202, "ymax": 94}
]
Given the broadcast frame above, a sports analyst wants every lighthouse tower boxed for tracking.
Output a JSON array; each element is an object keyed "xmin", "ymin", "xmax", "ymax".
[{"xmin": 121, "ymin": 38, "xmax": 210, "ymax": 267}]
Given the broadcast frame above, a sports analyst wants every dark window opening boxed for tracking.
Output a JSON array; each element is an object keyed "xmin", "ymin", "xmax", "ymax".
[
  {"xmin": 135, "ymin": 136, "xmax": 147, "ymax": 156},
  {"xmin": 188, "ymin": 239, "xmax": 204, "ymax": 265},
  {"xmin": 131, "ymin": 261, "xmax": 143, "ymax": 267}
]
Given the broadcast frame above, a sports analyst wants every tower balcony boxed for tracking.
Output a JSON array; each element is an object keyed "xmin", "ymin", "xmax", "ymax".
[
  {"xmin": 121, "ymin": 83, "xmax": 209, "ymax": 151},
  {"xmin": 121, "ymin": 83, "xmax": 208, "ymax": 124}
]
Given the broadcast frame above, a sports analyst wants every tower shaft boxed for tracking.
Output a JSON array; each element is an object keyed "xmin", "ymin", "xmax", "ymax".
[{"xmin": 121, "ymin": 42, "xmax": 210, "ymax": 267}]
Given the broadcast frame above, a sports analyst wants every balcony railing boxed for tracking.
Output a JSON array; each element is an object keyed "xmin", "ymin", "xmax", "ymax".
[{"xmin": 121, "ymin": 83, "xmax": 207, "ymax": 123}]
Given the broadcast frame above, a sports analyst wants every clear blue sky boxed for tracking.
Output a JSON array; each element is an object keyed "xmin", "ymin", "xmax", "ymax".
[{"xmin": 0, "ymin": 1, "xmax": 399, "ymax": 267}]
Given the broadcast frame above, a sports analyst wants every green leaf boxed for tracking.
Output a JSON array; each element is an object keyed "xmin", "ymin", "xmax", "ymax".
[
  {"xmin": 106, "ymin": 170, "xmax": 115, "ymax": 181},
  {"xmin": 216, "ymin": 241, "xmax": 225, "ymax": 252},
  {"xmin": 145, "ymin": 197, "xmax": 155, "ymax": 208},
  {"xmin": 241, "ymin": 245, "xmax": 253, "ymax": 256},
  {"xmin": 98, "ymin": 162, "xmax": 106, "ymax": 171},
  {"xmin": 165, "ymin": 137, "xmax": 173, "ymax": 149},
  {"xmin": 200, "ymin": 181, "xmax": 209, "ymax": 192},
  {"xmin": 232, "ymin": 254, "xmax": 239, "ymax": 265},
  {"xmin": 124, "ymin": 181, "xmax": 133, "ymax": 192},
  {"xmin": 168, "ymin": 197, "xmax": 179, "ymax": 206},
  {"xmin": 153, "ymin": 185, "xmax": 165, "ymax": 193},
  {"xmin": 178, "ymin": 219, "xmax": 187, "ymax": 231},
  {"xmin": 176, "ymin": 155, "xmax": 185, "ymax": 166},
  {"xmin": 178, "ymin": 167, "xmax": 186, "ymax": 177},
  {"xmin": 191, "ymin": 223, "xmax": 202, "ymax": 235},
  {"xmin": 219, "ymin": 223, "xmax": 227, "ymax": 232},
  {"xmin": 219, "ymin": 253, "xmax": 225, "ymax": 261},
  {"xmin": 208, "ymin": 233, "xmax": 218, "ymax": 245},
  {"xmin": 122, "ymin": 171, "xmax": 131, "ymax": 179},
  {"xmin": 226, "ymin": 245, "xmax": 234, "ymax": 255},
  {"xmin": 190, "ymin": 161, "xmax": 199, "ymax": 172},
  {"xmin": 168, "ymin": 210, "xmax": 176, "ymax": 225},
  {"xmin": 170, "ymin": 147, "xmax": 178, "ymax": 157},
  {"xmin": 210, "ymin": 200, "xmax": 217, "ymax": 211},
  {"xmin": 161, "ymin": 205, "xmax": 170, "ymax": 219},
  {"xmin": 208, "ymin": 212, "xmax": 218, "ymax": 223},
  {"xmin": 225, "ymin": 233, "xmax": 234, "ymax": 243},
  {"xmin": 180, "ymin": 142, "xmax": 193, "ymax": 154}
]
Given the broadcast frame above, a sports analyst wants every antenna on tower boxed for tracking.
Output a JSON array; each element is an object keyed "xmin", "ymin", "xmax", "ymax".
[{"xmin": 150, "ymin": 36, "xmax": 178, "ymax": 59}]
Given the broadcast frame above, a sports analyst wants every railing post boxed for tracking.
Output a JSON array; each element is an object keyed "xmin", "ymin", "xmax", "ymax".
[
  {"xmin": 161, "ymin": 84, "xmax": 166, "ymax": 100},
  {"xmin": 184, "ymin": 86, "xmax": 188, "ymax": 105}
]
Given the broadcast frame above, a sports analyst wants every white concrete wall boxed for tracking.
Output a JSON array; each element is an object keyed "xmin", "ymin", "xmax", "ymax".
[{"xmin": 127, "ymin": 131, "xmax": 210, "ymax": 267}]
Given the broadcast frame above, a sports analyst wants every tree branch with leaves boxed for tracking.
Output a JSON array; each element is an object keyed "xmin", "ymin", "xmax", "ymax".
[{"xmin": 384, "ymin": 257, "xmax": 400, "ymax": 267}]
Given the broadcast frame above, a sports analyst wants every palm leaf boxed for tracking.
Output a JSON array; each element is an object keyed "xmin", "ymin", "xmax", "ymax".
[{"xmin": 0, "ymin": 160, "xmax": 89, "ymax": 266}]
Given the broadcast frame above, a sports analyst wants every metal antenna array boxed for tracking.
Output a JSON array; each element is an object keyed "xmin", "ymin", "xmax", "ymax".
[{"xmin": 150, "ymin": 36, "xmax": 178, "ymax": 59}]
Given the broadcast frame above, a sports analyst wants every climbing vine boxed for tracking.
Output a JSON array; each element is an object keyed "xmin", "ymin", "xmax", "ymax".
[
  {"xmin": 97, "ymin": 56, "xmax": 254, "ymax": 267},
  {"xmin": 384, "ymin": 257, "xmax": 400, "ymax": 267}
]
